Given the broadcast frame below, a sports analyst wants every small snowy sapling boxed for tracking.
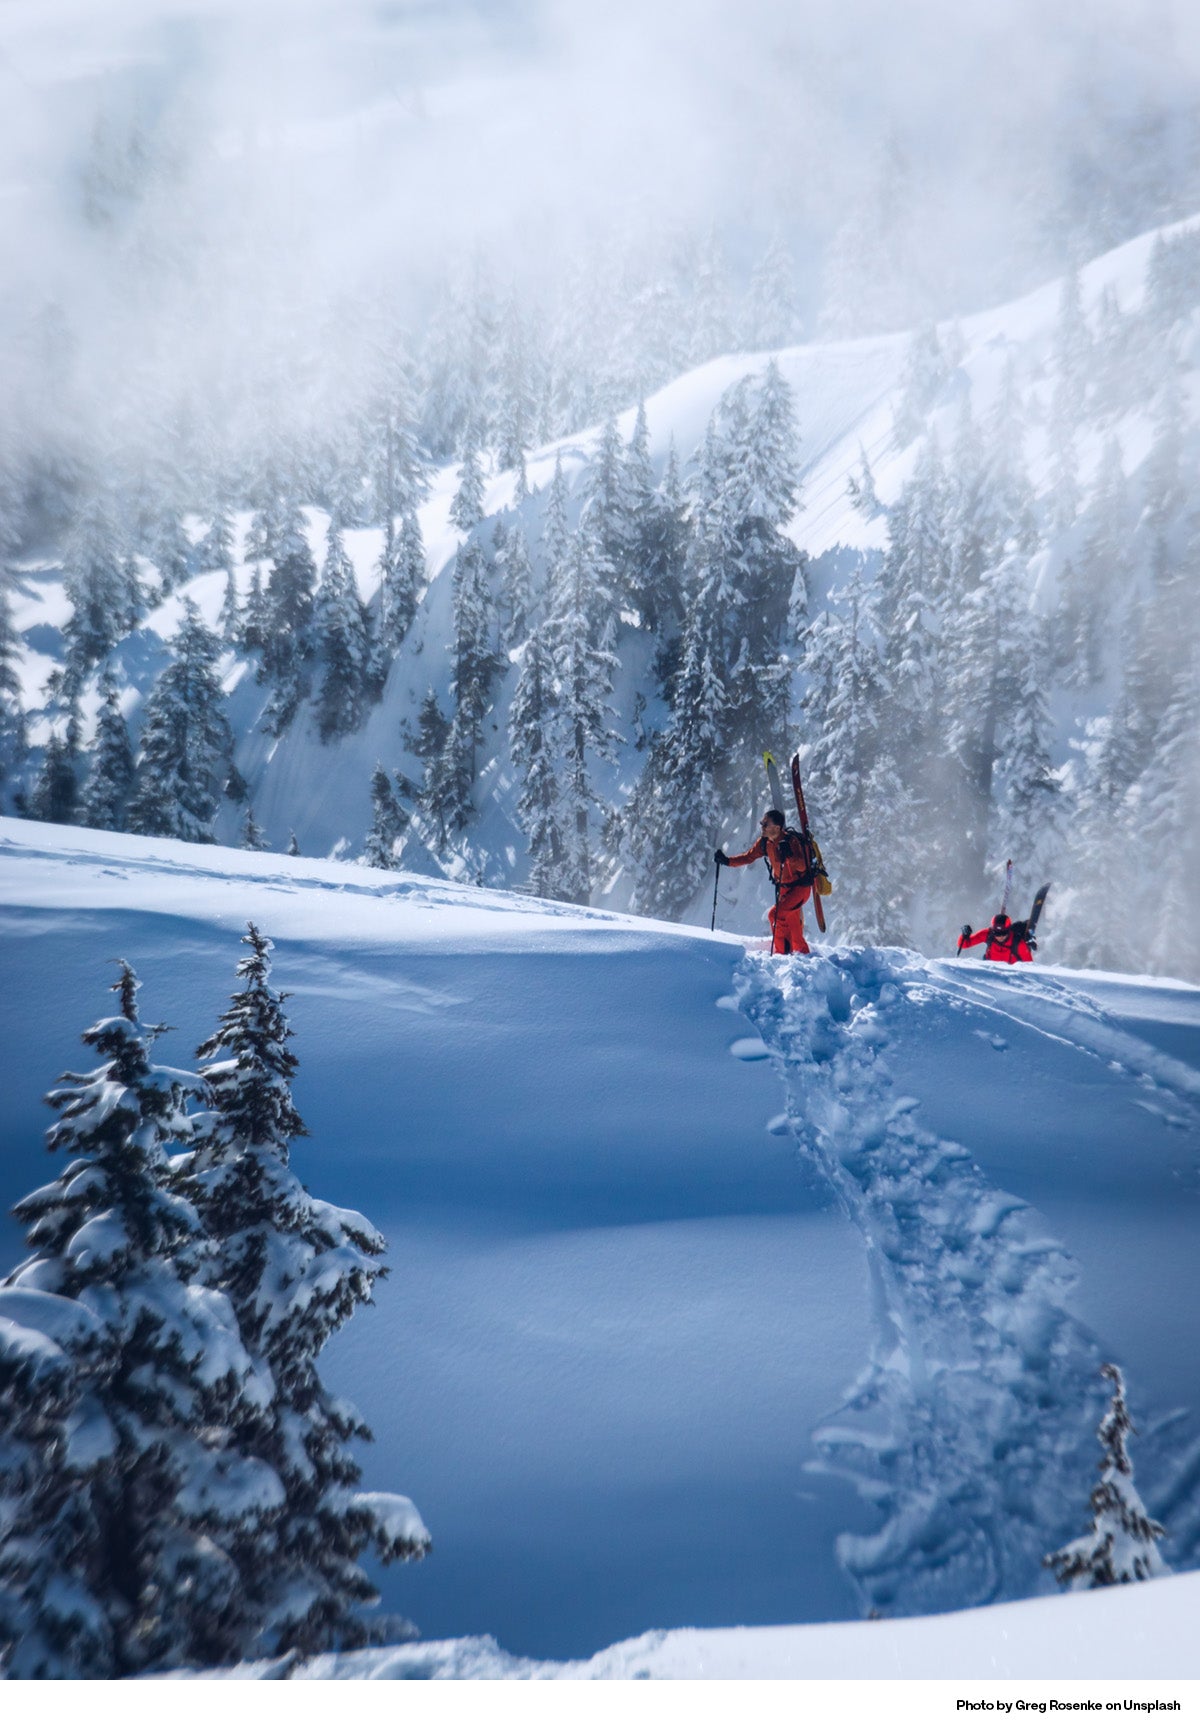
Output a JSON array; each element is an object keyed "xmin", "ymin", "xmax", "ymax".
[{"xmin": 1044, "ymin": 1362, "xmax": 1168, "ymax": 1589}]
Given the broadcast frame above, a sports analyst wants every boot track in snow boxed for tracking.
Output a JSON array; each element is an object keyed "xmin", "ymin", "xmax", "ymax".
[{"xmin": 733, "ymin": 945, "xmax": 1108, "ymax": 1618}]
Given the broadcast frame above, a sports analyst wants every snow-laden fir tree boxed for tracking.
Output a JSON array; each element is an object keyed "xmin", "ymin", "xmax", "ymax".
[
  {"xmin": 362, "ymin": 762, "xmax": 408, "ymax": 868},
  {"xmin": 1046, "ymin": 267, "xmax": 1091, "ymax": 534},
  {"xmin": 740, "ymin": 230, "xmax": 799, "ymax": 352},
  {"xmin": 240, "ymin": 806, "xmax": 269, "ymax": 851},
  {"xmin": 183, "ymin": 926, "xmax": 430, "ymax": 1655},
  {"xmin": 449, "ymin": 436, "xmax": 486, "ymax": 535},
  {"xmin": 60, "ymin": 499, "xmax": 130, "ymax": 687},
  {"xmin": 375, "ymin": 512, "xmax": 425, "ymax": 669},
  {"xmin": 1044, "ymin": 1362, "xmax": 1168, "ymax": 1589},
  {"xmin": 448, "ymin": 539, "xmax": 504, "ymax": 791},
  {"xmin": 367, "ymin": 358, "xmax": 430, "ymax": 526},
  {"xmin": 217, "ymin": 568, "xmax": 241, "ymax": 645},
  {"xmin": 196, "ymin": 504, "xmax": 236, "ymax": 579},
  {"xmin": 411, "ymin": 688, "xmax": 453, "ymax": 850},
  {"xmin": 498, "ymin": 521, "xmax": 535, "ymax": 652},
  {"xmin": 993, "ymin": 595, "xmax": 1064, "ymax": 887},
  {"xmin": 0, "ymin": 1269, "xmax": 116, "ymax": 1676},
  {"xmin": 0, "ymin": 963, "xmax": 279, "ymax": 1677},
  {"xmin": 547, "ymin": 520, "xmax": 621, "ymax": 904},
  {"xmin": 30, "ymin": 708, "xmax": 81, "ymax": 827},
  {"xmin": 314, "ymin": 518, "xmax": 372, "ymax": 743},
  {"xmin": 150, "ymin": 509, "xmax": 192, "ymax": 598},
  {"xmin": 259, "ymin": 494, "xmax": 317, "ymax": 734},
  {"xmin": 79, "ymin": 671, "xmax": 135, "ymax": 832},
  {"xmin": 801, "ymin": 572, "xmax": 912, "ymax": 944},
  {"xmin": 0, "ymin": 571, "xmax": 27, "ymax": 789},
  {"xmin": 510, "ymin": 622, "xmax": 565, "ymax": 898},
  {"xmin": 241, "ymin": 564, "xmax": 269, "ymax": 654},
  {"xmin": 126, "ymin": 600, "xmax": 233, "ymax": 843},
  {"xmin": 1140, "ymin": 358, "xmax": 1185, "ymax": 533},
  {"xmin": 893, "ymin": 321, "xmax": 951, "ymax": 448},
  {"xmin": 541, "ymin": 451, "xmax": 572, "ymax": 596},
  {"xmin": 1055, "ymin": 437, "xmax": 1129, "ymax": 688},
  {"xmin": 634, "ymin": 434, "xmax": 688, "ymax": 640},
  {"xmin": 586, "ymin": 415, "xmax": 632, "ymax": 601},
  {"xmin": 1132, "ymin": 649, "xmax": 1200, "ymax": 979}
]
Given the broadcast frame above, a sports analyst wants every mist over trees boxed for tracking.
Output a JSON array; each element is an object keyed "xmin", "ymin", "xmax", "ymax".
[{"xmin": 1, "ymin": 5, "xmax": 1199, "ymax": 978}]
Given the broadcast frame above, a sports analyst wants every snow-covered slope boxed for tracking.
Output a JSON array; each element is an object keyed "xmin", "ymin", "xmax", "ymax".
[
  {"xmin": 2, "ymin": 817, "xmax": 1198, "ymax": 1668},
  {"xmin": 202, "ymin": 1569, "xmax": 1200, "ymax": 1681},
  {"xmin": 11, "ymin": 212, "xmax": 1200, "ymax": 960}
]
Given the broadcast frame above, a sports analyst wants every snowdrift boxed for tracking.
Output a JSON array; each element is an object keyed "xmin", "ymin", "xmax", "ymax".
[{"xmin": 1, "ymin": 816, "xmax": 1198, "ymax": 1670}]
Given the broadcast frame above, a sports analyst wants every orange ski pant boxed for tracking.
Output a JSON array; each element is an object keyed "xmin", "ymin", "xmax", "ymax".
[{"xmin": 768, "ymin": 888, "xmax": 811, "ymax": 955}]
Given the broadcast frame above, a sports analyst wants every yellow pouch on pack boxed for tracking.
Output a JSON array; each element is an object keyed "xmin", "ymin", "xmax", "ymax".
[{"xmin": 816, "ymin": 873, "xmax": 832, "ymax": 896}]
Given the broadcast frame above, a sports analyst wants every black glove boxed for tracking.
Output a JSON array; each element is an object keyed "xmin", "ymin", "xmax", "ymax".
[
  {"xmin": 961, "ymin": 924, "xmax": 972, "ymax": 939},
  {"xmin": 1028, "ymin": 935, "xmax": 1038, "ymax": 952},
  {"xmin": 714, "ymin": 850, "xmax": 730, "ymax": 867}
]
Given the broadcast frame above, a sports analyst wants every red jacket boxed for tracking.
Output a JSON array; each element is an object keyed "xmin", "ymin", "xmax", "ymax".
[{"xmin": 959, "ymin": 921, "xmax": 1033, "ymax": 963}]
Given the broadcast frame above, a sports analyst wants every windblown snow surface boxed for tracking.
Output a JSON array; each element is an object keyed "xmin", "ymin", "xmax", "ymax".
[{"xmin": 1, "ymin": 816, "xmax": 1199, "ymax": 1676}]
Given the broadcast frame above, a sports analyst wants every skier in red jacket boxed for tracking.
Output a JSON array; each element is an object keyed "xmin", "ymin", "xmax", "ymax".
[
  {"xmin": 716, "ymin": 810, "xmax": 815, "ymax": 955},
  {"xmin": 958, "ymin": 911, "xmax": 1035, "ymax": 964}
]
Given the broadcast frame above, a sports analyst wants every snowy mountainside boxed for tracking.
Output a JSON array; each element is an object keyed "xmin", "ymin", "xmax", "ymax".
[
  {"xmin": 2, "ymin": 816, "xmax": 1199, "ymax": 1666},
  {"xmin": 10, "ymin": 210, "xmax": 1200, "ymax": 979}
]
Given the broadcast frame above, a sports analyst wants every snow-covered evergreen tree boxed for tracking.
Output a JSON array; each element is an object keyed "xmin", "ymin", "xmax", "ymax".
[
  {"xmin": 1045, "ymin": 1363, "xmax": 1168, "ymax": 1589},
  {"xmin": 362, "ymin": 762, "xmax": 407, "ymax": 868},
  {"xmin": 548, "ymin": 523, "xmax": 621, "ymax": 903},
  {"xmin": 1056, "ymin": 438, "xmax": 1129, "ymax": 688},
  {"xmin": 498, "ymin": 522, "xmax": 535, "ymax": 652},
  {"xmin": 314, "ymin": 518, "xmax": 372, "ymax": 743},
  {"xmin": 893, "ymin": 322, "xmax": 951, "ymax": 448},
  {"xmin": 1132, "ymin": 649, "xmax": 1200, "ymax": 978},
  {"xmin": 259, "ymin": 495, "xmax": 317, "ymax": 734},
  {"xmin": 0, "ymin": 572, "xmax": 26, "ymax": 791},
  {"xmin": 740, "ymin": 231, "xmax": 799, "ymax": 352},
  {"xmin": 0, "ymin": 963, "xmax": 277, "ymax": 1676},
  {"xmin": 79, "ymin": 672, "xmax": 135, "ymax": 832},
  {"xmin": 196, "ymin": 504, "xmax": 236, "ymax": 578},
  {"xmin": 240, "ymin": 806, "xmax": 269, "ymax": 851},
  {"xmin": 448, "ymin": 540, "xmax": 504, "ymax": 791},
  {"xmin": 510, "ymin": 623, "xmax": 565, "ymax": 898},
  {"xmin": 801, "ymin": 573, "xmax": 912, "ymax": 943},
  {"xmin": 1141, "ymin": 360, "xmax": 1185, "ymax": 532},
  {"xmin": 127, "ymin": 600, "xmax": 233, "ymax": 843},
  {"xmin": 449, "ymin": 437, "xmax": 486, "ymax": 535},
  {"xmin": 411, "ymin": 689, "xmax": 454, "ymax": 850},
  {"xmin": 217, "ymin": 569, "xmax": 242, "ymax": 646},
  {"xmin": 241, "ymin": 565, "xmax": 269, "ymax": 654},
  {"xmin": 60, "ymin": 500, "xmax": 129, "ymax": 687},
  {"xmin": 183, "ymin": 926, "xmax": 430, "ymax": 1655},
  {"xmin": 30, "ymin": 714, "xmax": 81, "ymax": 827},
  {"xmin": 375, "ymin": 512, "xmax": 425, "ymax": 669}
]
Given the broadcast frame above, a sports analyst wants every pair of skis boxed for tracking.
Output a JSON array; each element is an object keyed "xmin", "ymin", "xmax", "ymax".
[
  {"xmin": 764, "ymin": 750, "xmax": 827, "ymax": 934},
  {"xmin": 1001, "ymin": 859, "xmax": 1051, "ymax": 949}
]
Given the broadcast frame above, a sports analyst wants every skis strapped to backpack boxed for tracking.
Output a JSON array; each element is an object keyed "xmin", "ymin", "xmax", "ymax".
[
  {"xmin": 1025, "ymin": 882, "xmax": 1051, "ymax": 946},
  {"xmin": 999, "ymin": 858, "xmax": 1014, "ymax": 917},
  {"xmin": 764, "ymin": 751, "xmax": 831, "ymax": 934},
  {"xmin": 764, "ymin": 750, "xmax": 787, "ymax": 817},
  {"xmin": 790, "ymin": 754, "xmax": 828, "ymax": 933}
]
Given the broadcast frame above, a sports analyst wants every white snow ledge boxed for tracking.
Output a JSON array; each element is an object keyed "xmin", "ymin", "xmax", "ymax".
[{"xmin": 195, "ymin": 1570, "xmax": 1198, "ymax": 1681}]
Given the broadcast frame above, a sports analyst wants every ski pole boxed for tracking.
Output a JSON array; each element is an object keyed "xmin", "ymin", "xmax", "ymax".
[{"xmin": 711, "ymin": 860, "xmax": 721, "ymax": 931}]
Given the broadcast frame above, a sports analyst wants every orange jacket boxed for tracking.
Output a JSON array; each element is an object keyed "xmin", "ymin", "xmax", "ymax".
[{"xmin": 726, "ymin": 830, "xmax": 815, "ymax": 909}]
